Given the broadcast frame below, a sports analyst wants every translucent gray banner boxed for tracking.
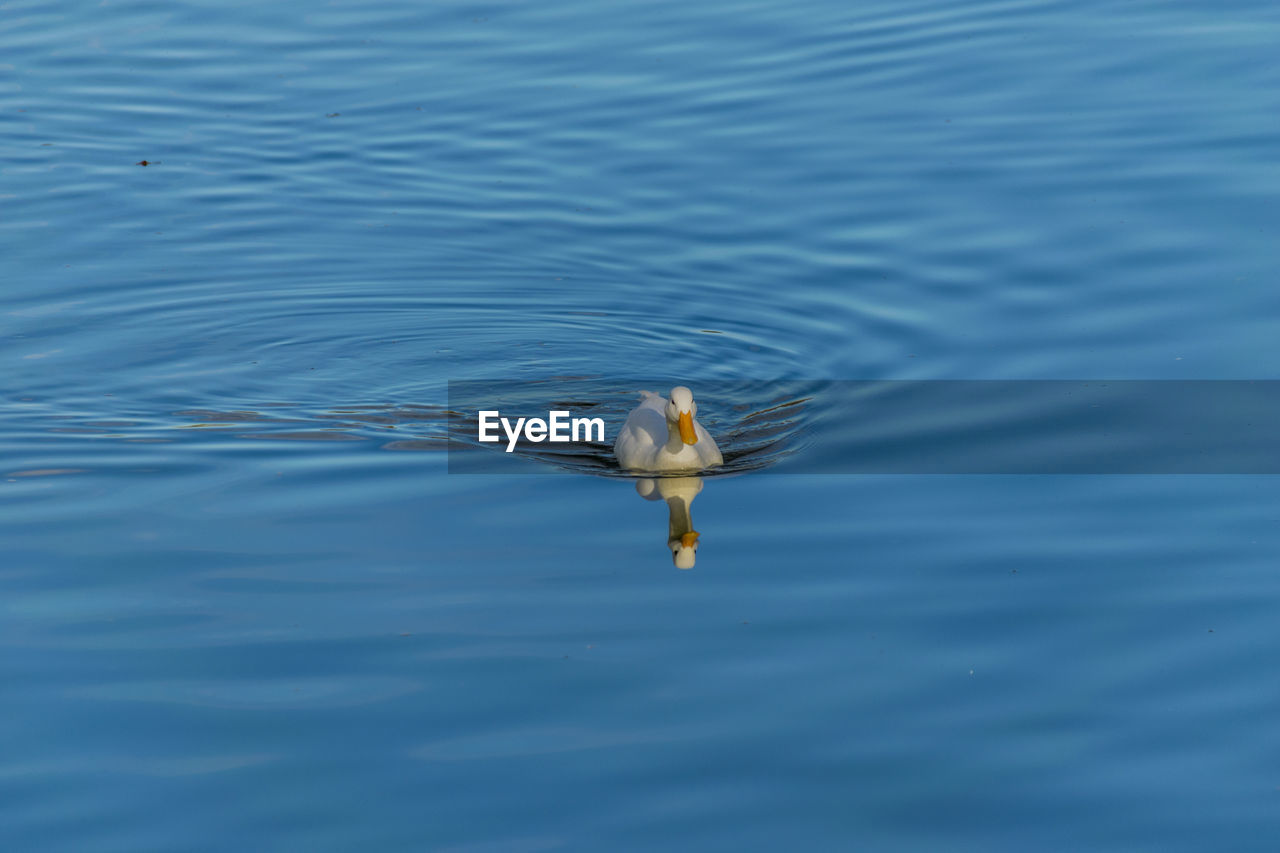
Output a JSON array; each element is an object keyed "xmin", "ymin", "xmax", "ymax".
[{"xmin": 448, "ymin": 380, "xmax": 1280, "ymax": 474}]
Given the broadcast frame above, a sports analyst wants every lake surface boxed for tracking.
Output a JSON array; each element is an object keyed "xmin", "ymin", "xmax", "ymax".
[{"xmin": 4, "ymin": 0, "xmax": 1280, "ymax": 850}]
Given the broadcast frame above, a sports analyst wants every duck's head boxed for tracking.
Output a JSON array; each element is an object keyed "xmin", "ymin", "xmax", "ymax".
[
  {"xmin": 669, "ymin": 530, "xmax": 699, "ymax": 569},
  {"xmin": 665, "ymin": 386, "xmax": 699, "ymax": 445}
]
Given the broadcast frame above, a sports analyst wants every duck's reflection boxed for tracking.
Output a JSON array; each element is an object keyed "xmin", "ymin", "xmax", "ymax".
[{"xmin": 635, "ymin": 476, "xmax": 704, "ymax": 569}]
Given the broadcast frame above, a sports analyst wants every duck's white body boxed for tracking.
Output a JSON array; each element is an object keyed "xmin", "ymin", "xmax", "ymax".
[{"xmin": 614, "ymin": 387, "xmax": 723, "ymax": 473}]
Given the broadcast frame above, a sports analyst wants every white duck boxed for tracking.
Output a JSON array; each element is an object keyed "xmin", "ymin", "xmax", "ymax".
[{"xmin": 614, "ymin": 386, "xmax": 723, "ymax": 473}]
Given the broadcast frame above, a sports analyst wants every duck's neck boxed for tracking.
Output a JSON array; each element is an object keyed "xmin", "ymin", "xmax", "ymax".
[
  {"xmin": 664, "ymin": 420, "xmax": 685, "ymax": 455},
  {"xmin": 666, "ymin": 496, "xmax": 694, "ymax": 542}
]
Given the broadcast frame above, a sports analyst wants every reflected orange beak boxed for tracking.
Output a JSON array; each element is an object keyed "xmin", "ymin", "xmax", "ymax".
[
  {"xmin": 680, "ymin": 531, "xmax": 700, "ymax": 548},
  {"xmin": 678, "ymin": 411, "xmax": 698, "ymax": 445}
]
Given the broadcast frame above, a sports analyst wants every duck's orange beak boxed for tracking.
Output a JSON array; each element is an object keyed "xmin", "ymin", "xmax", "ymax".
[
  {"xmin": 680, "ymin": 531, "xmax": 700, "ymax": 548},
  {"xmin": 678, "ymin": 411, "xmax": 698, "ymax": 445}
]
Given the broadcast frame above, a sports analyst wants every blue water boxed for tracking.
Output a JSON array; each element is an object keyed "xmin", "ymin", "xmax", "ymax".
[{"xmin": 4, "ymin": 0, "xmax": 1280, "ymax": 849}]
